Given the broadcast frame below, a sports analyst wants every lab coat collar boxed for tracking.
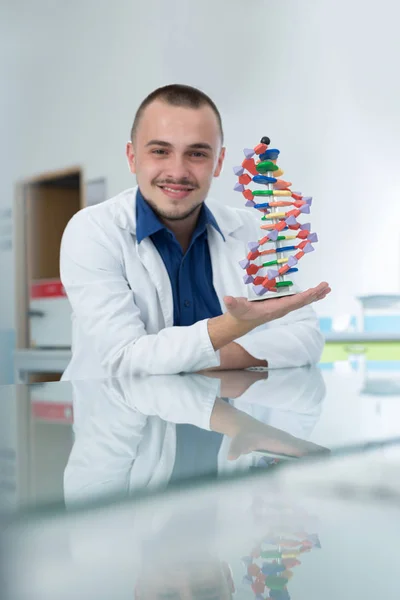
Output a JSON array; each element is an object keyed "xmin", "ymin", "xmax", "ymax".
[{"xmin": 113, "ymin": 186, "xmax": 244, "ymax": 238}]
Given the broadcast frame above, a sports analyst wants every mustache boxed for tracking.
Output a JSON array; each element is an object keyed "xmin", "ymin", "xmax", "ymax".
[{"xmin": 153, "ymin": 178, "xmax": 199, "ymax": 188}]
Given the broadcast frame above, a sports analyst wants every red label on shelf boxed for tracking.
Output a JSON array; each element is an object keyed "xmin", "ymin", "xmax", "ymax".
[
  {"xmin": 30, "ymin": 280, "xmax": 66, "ymax": 299},
  {"xmin": 31, "ymin": 402, "xmax": 73, "ymax": 423}
]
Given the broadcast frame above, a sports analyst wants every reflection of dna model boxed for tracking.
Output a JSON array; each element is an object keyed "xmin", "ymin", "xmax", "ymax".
[
  {"xmin": 242, "ymin": 496, "xmax": 321, "ymax": 600},
  {"xmin": 233, "ymin": 137, "xmax": 318, "ymax": 298}
]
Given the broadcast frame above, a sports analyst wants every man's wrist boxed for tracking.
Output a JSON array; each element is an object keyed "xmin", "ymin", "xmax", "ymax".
[{"xmin": 208, "ymin": 312, "xmax": 256, "ymax": 351}]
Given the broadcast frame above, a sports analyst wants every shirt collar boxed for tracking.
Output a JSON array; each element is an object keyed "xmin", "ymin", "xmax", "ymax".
[
  {"xmin": 135, "ymin": 188, "xmax": 225, "ymax": 244},
  {"xmin": 135, "ymin": 188, "xmax": 165, "ymax": 243},
  {"xmin": 202, "ymin": 203, "xmax": 225, "ymax": 241}
]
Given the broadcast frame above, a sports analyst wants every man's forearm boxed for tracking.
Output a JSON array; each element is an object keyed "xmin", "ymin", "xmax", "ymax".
[
  {"xmin": 206, "ymin": 341, "xmax": 268, "ymax": 371},
  {"xmin": 210, "ymin": 397, "xmax": 260, "ymax": 436},
  {"xmin": 206, "ymin": 281, "xmax": 330, "ymax": 369},
  {"xmin": 207, "ymin": 312, "xmax": 258, "ymax": 350}
]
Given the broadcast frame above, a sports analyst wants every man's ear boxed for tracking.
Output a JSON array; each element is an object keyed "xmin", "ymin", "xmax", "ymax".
[
  {"xmin": 214, "ymin": 146, "xmax": 226, "ymax": 178},
  {"xmin": 126, "ymin": 141, "xmax": 136, "ymax": 174}
]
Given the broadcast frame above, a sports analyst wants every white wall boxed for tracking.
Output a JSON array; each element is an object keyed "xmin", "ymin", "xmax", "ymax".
[{"xmin": 1, "ymin": 0, "xmax": 400, "ymax": 365}]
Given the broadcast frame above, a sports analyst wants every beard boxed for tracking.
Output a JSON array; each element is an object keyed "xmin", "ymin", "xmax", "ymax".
[
  {"xmin": 147, "ymin": 198, "xmax": 203, "ymax": 222},
  {"xmin": 145, "ymin": 179, "xmax": 204, "ymax": 221}
]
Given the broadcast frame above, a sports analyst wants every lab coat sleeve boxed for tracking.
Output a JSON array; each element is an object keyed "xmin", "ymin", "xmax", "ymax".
[
  {"xmin": 64, "ymin": 380, "xmax": 149, "ymax": 506},
  {"xmin": 120, "ymin": 374, "xmax": 220, "ymax": 430},
  {"xmin": 63, "ymin": 375, "xmax": 220, "ymax": 506},
  {"xmin": 231, "ymin": 366, "xmax": 326, "ymax": 439},
  {"xmin": 60, "ymin": 211, "xmax": 220, "ymax": 376},
  {"xmin": 234, "ymin": 294, "xmax": 325, "ymax": 368}
]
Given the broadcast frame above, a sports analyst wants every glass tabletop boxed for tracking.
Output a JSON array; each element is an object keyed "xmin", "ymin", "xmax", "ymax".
[
  {"xmin": 1, "ymin": 360, "xmax": 400, "ymax": 512},
  {"xmin": 2, "ymin": 361, "xmax": 400, "ymax": 599},
  {"xmin": 2, "ymin": 444, "xmax": 400, "ymax": 600}
]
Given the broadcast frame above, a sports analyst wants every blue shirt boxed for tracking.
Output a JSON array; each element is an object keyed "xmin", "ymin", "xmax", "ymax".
[{"xmin": 135, "ymin": 188, "xmax": 224, "ymax": 326}]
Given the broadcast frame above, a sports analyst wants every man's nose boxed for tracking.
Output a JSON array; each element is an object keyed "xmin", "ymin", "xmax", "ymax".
[{"xmin": 164, "ymin": 155, "xmax": 191, "ymax": 181}]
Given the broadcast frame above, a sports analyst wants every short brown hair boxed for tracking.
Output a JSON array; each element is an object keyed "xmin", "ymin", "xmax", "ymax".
[{"xmin": 130, "ymin": 83, "xmax": 224, "ymax": 144}]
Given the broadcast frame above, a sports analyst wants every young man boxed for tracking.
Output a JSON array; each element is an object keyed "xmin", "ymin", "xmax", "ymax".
[{"xmin": 60, "ymin": 84, "xmax": 330, "ymax": 380}]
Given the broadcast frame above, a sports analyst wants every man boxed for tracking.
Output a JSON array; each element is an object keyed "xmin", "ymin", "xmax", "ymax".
[{"xmin": 60, "ymin": 84, "xmax": 330, "ymax": 380}]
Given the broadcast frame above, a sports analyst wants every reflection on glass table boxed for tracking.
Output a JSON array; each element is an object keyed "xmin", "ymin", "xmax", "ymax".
[
  {"xmin": 64, "ymin": 367, "xmax": 327, "ymax": 507},
  {"xmin": 2, "ymin": 361, "xmax": 400, "ymax": 514}
]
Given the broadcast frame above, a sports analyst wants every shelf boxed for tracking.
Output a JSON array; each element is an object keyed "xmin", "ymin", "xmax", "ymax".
[
  {"xmin": 14, "ymin": 349, "xmax": 71, "ymax": 379},
  {"xmin": 324, "ymin": 332, "xmax": 400, "ymax": 342},
  {"xmin": 321, "ymin": 341, "xmax": 400, "ymax": 363}
]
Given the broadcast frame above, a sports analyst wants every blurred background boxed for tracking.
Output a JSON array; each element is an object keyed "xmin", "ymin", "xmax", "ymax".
[{"xmin": 1, "ymin": 0, "xmax": 400, "ymax": 385}]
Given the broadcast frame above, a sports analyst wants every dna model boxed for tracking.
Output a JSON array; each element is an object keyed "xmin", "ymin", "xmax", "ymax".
[{"xmin": 233, "ymin": 137, "xmax": 318, "ymax": 299}]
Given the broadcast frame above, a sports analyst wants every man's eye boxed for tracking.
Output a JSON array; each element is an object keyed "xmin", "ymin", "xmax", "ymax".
[
  {"xmin": 191, "ymin": 152, "xmax": 207, "ymax": 158},
  {"xmin": 152, "ymin": 149, "xmax": 168, "ymax": 155}
]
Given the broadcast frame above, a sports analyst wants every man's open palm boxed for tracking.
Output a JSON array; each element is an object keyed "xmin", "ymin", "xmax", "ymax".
[{"xmin": 223, "ymin": 281, "xmax": 331, "ymax": 324}]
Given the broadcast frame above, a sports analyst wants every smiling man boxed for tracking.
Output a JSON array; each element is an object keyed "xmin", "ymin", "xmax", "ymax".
[{"xmin": 60, "ymin": 84, "xmax": 330, "ymax": 380}]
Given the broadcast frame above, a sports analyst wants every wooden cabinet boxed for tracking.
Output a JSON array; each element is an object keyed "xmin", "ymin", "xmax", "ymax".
[{"xmin": 15, "ymin": 167, "xmax": 84, "ymax": 351}]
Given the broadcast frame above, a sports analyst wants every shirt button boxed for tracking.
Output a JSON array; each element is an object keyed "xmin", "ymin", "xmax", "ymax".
[{"xmin": 184, "ymin": 300, "xmax": 191, "ymax": 308}]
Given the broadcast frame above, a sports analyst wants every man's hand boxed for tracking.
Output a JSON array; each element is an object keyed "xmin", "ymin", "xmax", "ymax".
[
  {"xmin": 209, "ymin": 399, "xmax": 329, "ymax": 459},
  {"xmin": 199, "ymin": 368, "xmax": 269, "ymax": 399},
  {"xmin": 203, "ymin": 342, "xmax": 268, "ymax": 372},
  {"xmin": 223, "ymin": 281, "xmax": 331, "ymax": 323},
  {"xmin": 207, "ymin": 281, "xmax": 331, "ymax": 351},
  {"xmin": 228, "ymin": 423, "xmax": 330, "ymax": 460}
]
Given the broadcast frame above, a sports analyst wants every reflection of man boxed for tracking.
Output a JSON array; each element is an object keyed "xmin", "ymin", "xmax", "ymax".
[
  {"xmin": 64, "ymin": 368, "xmax": 326, "ymax": 507},
  {"xmin": 135, "ymin": 558, "xmax": 235, "ymax": 600},
  {"xmin": 60, "ymin": 83, "xmax": 330, "ymax": 380}
]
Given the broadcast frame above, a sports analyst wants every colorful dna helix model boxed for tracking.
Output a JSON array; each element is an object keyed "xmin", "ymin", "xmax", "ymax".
[{"xmin": 233, "ymin": 137, "xmax": 318, "ymax": 298}]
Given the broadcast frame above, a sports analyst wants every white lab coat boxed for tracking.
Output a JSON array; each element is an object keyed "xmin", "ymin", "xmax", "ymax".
[
  {"xmin": 60, "ymin": 186, "xmax": 324, "ymax": 380},
  {"xmin": 63, "ymin": 367, "xmax": 325, "ymax": 507}
]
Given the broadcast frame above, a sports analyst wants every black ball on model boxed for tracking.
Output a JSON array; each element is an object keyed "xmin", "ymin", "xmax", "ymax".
[{"xmin": 260, "ymin": 136, "xmax": 271, "ymax": 145}]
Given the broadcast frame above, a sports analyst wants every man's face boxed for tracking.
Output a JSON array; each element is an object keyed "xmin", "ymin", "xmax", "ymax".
[
  {"xmin": 126, "ymin": 100, "xmax": 225, "ymax": 222},
  {"xmin": 135, "ymin": 560, "xmax": 235, "ymax": 600}
]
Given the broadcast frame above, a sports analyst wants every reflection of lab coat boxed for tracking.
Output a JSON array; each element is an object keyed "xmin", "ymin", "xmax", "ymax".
[
  {"xmin": 60, "ymin": 186, "xmax": 324, "ymax": 380},
  {"xmin": 64, "ymin": 368, "xmax": 325, "ymax": 507}
]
